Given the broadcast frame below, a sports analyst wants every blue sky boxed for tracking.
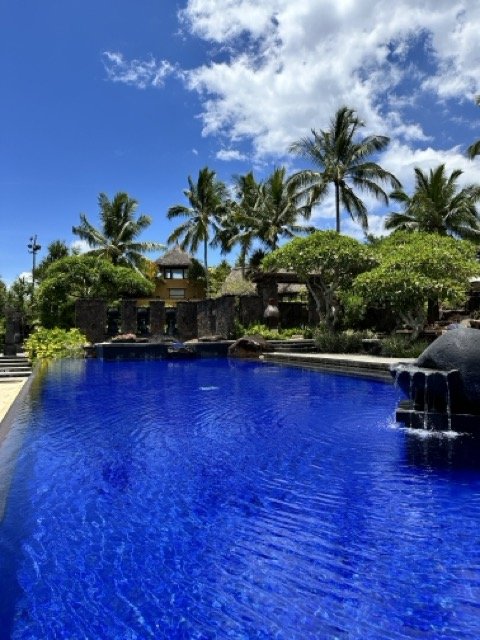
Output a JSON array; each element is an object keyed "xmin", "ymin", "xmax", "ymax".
[{"xmin": 1, "ymin": 0, "xmax": 480, "ymax": 284}]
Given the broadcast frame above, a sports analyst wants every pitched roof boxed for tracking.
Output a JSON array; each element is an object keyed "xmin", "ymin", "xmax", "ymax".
[{"xmin": 155, "ymin": 247, "xmax": 193, "ymax": 267}]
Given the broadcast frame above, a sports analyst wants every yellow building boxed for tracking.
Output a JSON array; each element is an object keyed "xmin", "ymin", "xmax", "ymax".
[{"xmin": 152, "ymin": 247, "xmax": 206, "ymax": 306}]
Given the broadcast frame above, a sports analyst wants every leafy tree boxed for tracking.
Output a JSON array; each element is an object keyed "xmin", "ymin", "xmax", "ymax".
[
  {"xmin": 36, "ymin": 240, "xmax": 70, "ymax": 282},
  {"xmin": 208, "ymin": 260, "xmax": 232, "ymax": 297},
  {"xmin": 262, "ymin": 231, "xmax": 377, "ymax": 330},
  {"xmin": 351, "ymin": 233, "xmax": 480, "ymax": 338},
  {"xmin": 7, "ymin": 277, "xmax": 33, "ymax": 317},
  {"xmin": 167, "ymin": 167, "xmax": 228, "ymax": 291},
  {"xmin": 467, "ymin": 95, "xmax": 480, "ymax": 159},
  {"xmin": 289, "ymin": 106, "xmax": 400, "ymax": 233},
  {"xmin": 72, "ymin": 192, "xmax": 163, "ymax": 269},
  {"xmin": 38, "ymin": 255, "xmax": 154, "ymax": 328},
  {"xmin": 385, "ymin": 165, "xmax": 480, "ymax": 239}
]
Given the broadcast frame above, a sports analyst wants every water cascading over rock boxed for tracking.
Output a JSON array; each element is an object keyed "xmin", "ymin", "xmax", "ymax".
[{"xmin": 391, "ymin": 327, "xmax": 480, "ymax": 432}]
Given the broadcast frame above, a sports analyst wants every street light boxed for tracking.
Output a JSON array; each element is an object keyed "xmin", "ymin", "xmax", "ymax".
[{"xmin": 28, "ymin": 234, "xmax": 41, "ymax": 294}]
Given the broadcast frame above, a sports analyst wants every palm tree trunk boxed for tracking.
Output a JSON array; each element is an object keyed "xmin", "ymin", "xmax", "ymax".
[
  {"xmin": 335, "ymin": 181, "xmax": 340, "ymax": 233},
  {"xmin": 204, "ymin": 237, "xmax": 209, "ymax": 296}
]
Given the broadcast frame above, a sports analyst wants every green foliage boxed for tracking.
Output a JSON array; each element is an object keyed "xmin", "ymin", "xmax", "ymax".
[
  {"xmin": 24, "ymin": 327, "xmax": 86, "ymax": 361},
  {"xmin": 167, "ymin": 167, "xmax": 228, "ymax": 285},
  {"xmin": 236, "ymin": 323, "xmax": 309, "ymax": 339},
  {"xmin": 208, "ymin": 260, "xmax": 231, "ymax": 296},
  {"xmin": 73, "ymin": 192, "xmax": 163, "ymax": 268},
  {"xmin": 313, "ymin": 329, "xmax": 371, "ymax": 354},
  {"xmin": 379, "ymin": 335, "xmax": 430, "ymax": 358},
  {"xmin": 187, "ymin": 258, "xmax": 207, "ymax": 283},
  {"xmin": 289, "ymin": 106, "xmax": 400, "ymax": 233},
  {"xmin": 263, "ymin": 231, "xmax": 377, "ymax": 329},
  {"xmin": 38, "ymin": 255, "xmax": 154, "ymax": 328},
  {"xmin": 385, "ymin": 165, "xmax": 480, "ymax": 239},
  {"xmin": 35, "ymin": 240, "xmax": 70, "ymax": 282},
  {"xmin": 351, "ymin": 233, "xmax": 480, "ymax": 337}
]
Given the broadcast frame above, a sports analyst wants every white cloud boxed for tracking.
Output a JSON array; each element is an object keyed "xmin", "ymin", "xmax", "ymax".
[
  {"xmin": 102, "ymin": 51, "xmax": 174, "ymax": 89},
  {"xmin": 216, "ymin": 148, "xmax": 248, "ymax": 161},
  {"xmin": 179, "ymin": 0, "xmax": 479, "ymax": 158}
]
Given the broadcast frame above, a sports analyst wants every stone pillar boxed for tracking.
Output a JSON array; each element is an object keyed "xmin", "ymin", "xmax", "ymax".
[
  {"xmin": 120, "ymin": 300, "xmax": 137, "ymax": 334},
  {"xmin": 238, "ymin": 295, "xmax": 263, "ymax": 329},
  {"xmin": 3, "ymin": 308, "xmax": 22, "ymax": 355},
  {"xmin": 256, "ymin": 279, "xmax": 278, "ymax": 309},
  {"xmin": 149, "ymin": 300, "xmax": 166, "ymax": 337},
  {"xmin": 176, "ymin": 301, "xmax": 198, "ymax": 341},
  {"xmin": 75, "ymin": 299, "xmax": 107, "ymax": 344},
  {"xmin": 197, "ymin": 300, "xmax": 216, "ymax": 337},
  {"xmin": 215, "ymin": 295, "xmax": 236, "ymax": 339}
]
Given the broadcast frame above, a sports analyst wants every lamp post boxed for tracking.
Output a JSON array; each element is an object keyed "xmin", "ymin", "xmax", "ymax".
[{"xmin": 28, "ymin": 234, "xmax": 41, "ymax": 295}]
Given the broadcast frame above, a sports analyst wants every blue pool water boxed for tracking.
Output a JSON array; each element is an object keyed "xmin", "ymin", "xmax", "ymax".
[{"xmin": 1, "ymin": 359, "xmax": 480, "ymax": 639}]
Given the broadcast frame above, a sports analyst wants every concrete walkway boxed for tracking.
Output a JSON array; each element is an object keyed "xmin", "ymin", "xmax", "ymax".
[{"xmin": 0, "ymin": 379, "xmax": 27, "ymax": 423}]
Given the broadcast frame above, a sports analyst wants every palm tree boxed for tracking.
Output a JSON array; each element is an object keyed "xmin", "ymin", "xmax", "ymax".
[
  {"xmin": 216, "ymin": 172, "xmax": 262, "ymax": 276},
  {"xmin": 467, "ymin": 95, "xmax": 480, "ymax": 159},
  {"xmin": 258, "ymin": 166, "xmax": 316, "ymax": 250},
  {"xmin": 385, "ymin": 164, "xmax": 480, "ymax": 239},
  {"xmin": 289, "ymin": 106, "xmax": 401, "ymax": 233},
  {"xmin": 72, "ymin": 192, "xmax": 163, "ymax": 270},
  {"xmin": 167, "ymin": 167, "xmax": 228, "ymax": 292}
]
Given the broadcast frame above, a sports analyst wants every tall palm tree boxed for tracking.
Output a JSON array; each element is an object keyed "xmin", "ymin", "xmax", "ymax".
[
  {"xmin": 167, "ymin": 167, "xmax": 228, "ymax": 291},
  {"xmin": 385, "ymin": 164, "xmax": 480, "ymax": 239},
  {"xmin": 72, "ymin": 192, "xmax": 163, "ymax": 270},
  {"xmin": 467, "ymin": 95, "xmax": 480, "ymax": 159},
  {"xmin": 216, "ymin": 172, "xmax": 262, "ymax": 276},
  {"xmin": 258, "ymin": 166, "xmax": 316, "ymax": 250},
  {"xmin": 289, "ymin": 106, "xmax": 401, "ymax": 233}
]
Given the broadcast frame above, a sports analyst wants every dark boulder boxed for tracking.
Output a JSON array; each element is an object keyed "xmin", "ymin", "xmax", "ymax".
[
  {"xmin": 415, "ymin": 326, "xmax": 480, "ymax": 411},
  {"xmin": 228, "ymin": 335, "xmax": 274, "ymax": 358}
]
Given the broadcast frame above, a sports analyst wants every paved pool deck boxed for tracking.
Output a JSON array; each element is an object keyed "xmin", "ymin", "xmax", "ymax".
[
  {"xmin": 0, "ymin": 379, "xmax": 28, "ymax": 423},
  {"xmin": 262, "ymin": 352, "xmax": 415, "ymax": 380}
]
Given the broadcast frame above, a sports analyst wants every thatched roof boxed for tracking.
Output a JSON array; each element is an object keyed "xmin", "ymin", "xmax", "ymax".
[{"xmin": 155, "ymin": 247, "xmax": 193, "ymax": 267}]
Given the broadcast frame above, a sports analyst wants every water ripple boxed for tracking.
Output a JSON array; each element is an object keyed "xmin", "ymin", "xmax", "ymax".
[{"xmin": 1, "ymin": 360, "xmax": 480, "ymax": 639}]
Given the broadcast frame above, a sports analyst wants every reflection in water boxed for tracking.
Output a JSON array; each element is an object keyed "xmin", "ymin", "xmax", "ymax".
[{"xmin": 403, "ymin": 430, "xmax": 480, "ymax": 472}]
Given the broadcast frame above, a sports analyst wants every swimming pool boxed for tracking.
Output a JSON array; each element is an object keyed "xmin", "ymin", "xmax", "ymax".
[{"xmin": 1, "ymin": 359, "xmax": 480, "ymax": 639}]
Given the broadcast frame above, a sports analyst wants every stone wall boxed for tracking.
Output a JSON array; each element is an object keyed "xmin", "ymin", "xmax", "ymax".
[
  {"xmin": 197, "ymin": 300, "xmax": 216, "ymax": 337},
  {"xmin": 256, "ymin": 280, "xmax": 278, "ymax": 308},
  {"xmin": 238, "ymin": 296, "xmax": 263, "ymax": 328},
  {"xmin": 120, "ymin": 300, "xmax": 137, "ymax": 334},
  {"xmin": 149, "ymin": 300, "xmax": 166, "ymax": 336},
  {"xmin": 75, "ymin": 299, "xmax": 107, "ymax": 344},
  {"xmin": 176, "ymin": 301, "xmax": 198, "ymax": 341},
  {"xmin": 215, "ymin": 295, "xmax": 236, "ymax": 339}
]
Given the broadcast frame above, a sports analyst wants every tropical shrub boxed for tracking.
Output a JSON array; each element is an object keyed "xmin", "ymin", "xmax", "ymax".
[
  {"xmin": 379, "ymin": 335, "xmax": 430, "ymax": 358},
  {"xmin": 24, "ymin": 327, "xmax": 86, "ymax": 360},
  {"xmin": 313, "ymin": 329, "xmax": 371, "ymax": 354},
  {"xmin": 235, "ymin": 323, "xmax": 309, "ymax": 340}
]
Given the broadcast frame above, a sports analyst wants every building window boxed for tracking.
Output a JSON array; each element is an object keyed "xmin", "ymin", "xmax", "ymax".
[
  {"xmin": 163, "ymin": 267, "xmax": 187, "ymax": 279},
  {"xmin": 169, "ymin": 288, "xmax": 186, "ymax": 300}
]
